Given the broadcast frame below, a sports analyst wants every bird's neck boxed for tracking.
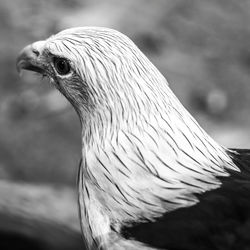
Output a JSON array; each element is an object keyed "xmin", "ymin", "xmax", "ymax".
[
  {"xmin": 82, "ymin": 86, "xmax": 236, "ymax": 177},
  {"xmin": 79, "ymin": 86, "xmax": 238, "ymax": 247}
]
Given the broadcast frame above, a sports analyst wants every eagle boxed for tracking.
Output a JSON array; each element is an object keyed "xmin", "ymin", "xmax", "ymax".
[{"xmin": 17, "ymin": 27, "xmax": 250, "ymax": 250}]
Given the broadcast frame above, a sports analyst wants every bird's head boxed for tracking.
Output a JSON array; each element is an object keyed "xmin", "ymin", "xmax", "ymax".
[{"xmin": 17, "ymin": 27, "xmax": 169, "ymax": 140}]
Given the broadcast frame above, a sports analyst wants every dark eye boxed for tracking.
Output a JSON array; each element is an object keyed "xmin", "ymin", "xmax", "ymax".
[{"xmin": 53, "ymin": 57, "xmax": 71, "ymax": 75}]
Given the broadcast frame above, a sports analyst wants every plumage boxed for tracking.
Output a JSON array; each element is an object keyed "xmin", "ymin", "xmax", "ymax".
[{"xmin": 16, "ymin": 27, "xmax": 250, "ymax": 250}]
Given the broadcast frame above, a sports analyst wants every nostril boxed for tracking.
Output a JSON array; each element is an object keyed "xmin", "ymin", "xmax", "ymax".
[
  {"xmin": 31, "ymin": 40, "xmax": 45, "ymax": 57},
  {"xmin": 32, "ymin": 49, "xmax": 40, "ymax": 57}
]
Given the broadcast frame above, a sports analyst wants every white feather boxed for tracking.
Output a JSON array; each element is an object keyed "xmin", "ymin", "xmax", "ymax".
[{"xmin": 39, "ymin": 27, "xmax": 239, "ymax": 249}]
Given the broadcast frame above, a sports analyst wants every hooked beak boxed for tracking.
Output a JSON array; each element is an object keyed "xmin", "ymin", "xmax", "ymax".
[{"xmin": 16, "ymin": 41, "xmax": 46, "ymax": 75}]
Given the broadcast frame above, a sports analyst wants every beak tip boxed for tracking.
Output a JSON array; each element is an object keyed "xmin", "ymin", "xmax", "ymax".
[
  {"xmin": 16, "ymin": 45, "xmax": 30, "ymax": 75},
  {"xmin": 16, "ymin": 59, "xmax": 29, "ymax": 78},
  {"xmin": 16, "ymin": 60, "xmax": 23, "ymax": 76}
]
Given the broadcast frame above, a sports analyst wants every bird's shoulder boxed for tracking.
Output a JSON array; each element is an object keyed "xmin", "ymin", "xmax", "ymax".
[{"xmin": 120, "ymin": 148, "xmax": 250, "ymax": 250}]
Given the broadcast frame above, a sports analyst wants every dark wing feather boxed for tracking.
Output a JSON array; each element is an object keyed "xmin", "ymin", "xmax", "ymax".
[{"xmin": 120, "ymin": 149, "xmax": 250, "ymax": 250}]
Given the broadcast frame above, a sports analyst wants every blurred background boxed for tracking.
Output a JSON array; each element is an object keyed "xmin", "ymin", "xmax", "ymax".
[{"xmin": 1, "ymin": 0, "xmax": 250, "ymax": 249}]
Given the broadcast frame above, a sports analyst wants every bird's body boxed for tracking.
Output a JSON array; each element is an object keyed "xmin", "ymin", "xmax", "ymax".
[{"xmin": 17, "ymin": 27, "xmax": 250, "ymax": 250}]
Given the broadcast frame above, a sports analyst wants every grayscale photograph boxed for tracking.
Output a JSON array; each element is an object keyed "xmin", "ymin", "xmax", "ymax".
[{"xmin": 1, "ymin": 0, "xmax": 250, "ymax": 249}]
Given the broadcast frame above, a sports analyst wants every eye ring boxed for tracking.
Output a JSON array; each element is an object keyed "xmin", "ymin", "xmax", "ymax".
[{"xmin": 53, "ymin": 57, "xmax": 71, "ymax": 75}]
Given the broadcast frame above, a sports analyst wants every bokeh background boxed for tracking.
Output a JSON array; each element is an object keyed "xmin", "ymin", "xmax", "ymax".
[{"xmin": 1, "ymin": 0, "xmax": 250, "ymax": 249}]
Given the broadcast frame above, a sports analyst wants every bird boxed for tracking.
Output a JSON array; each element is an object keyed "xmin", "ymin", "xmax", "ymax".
[{"xmin": 16, "ymin": 27, "xmax": 250, "ymax": 250}]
